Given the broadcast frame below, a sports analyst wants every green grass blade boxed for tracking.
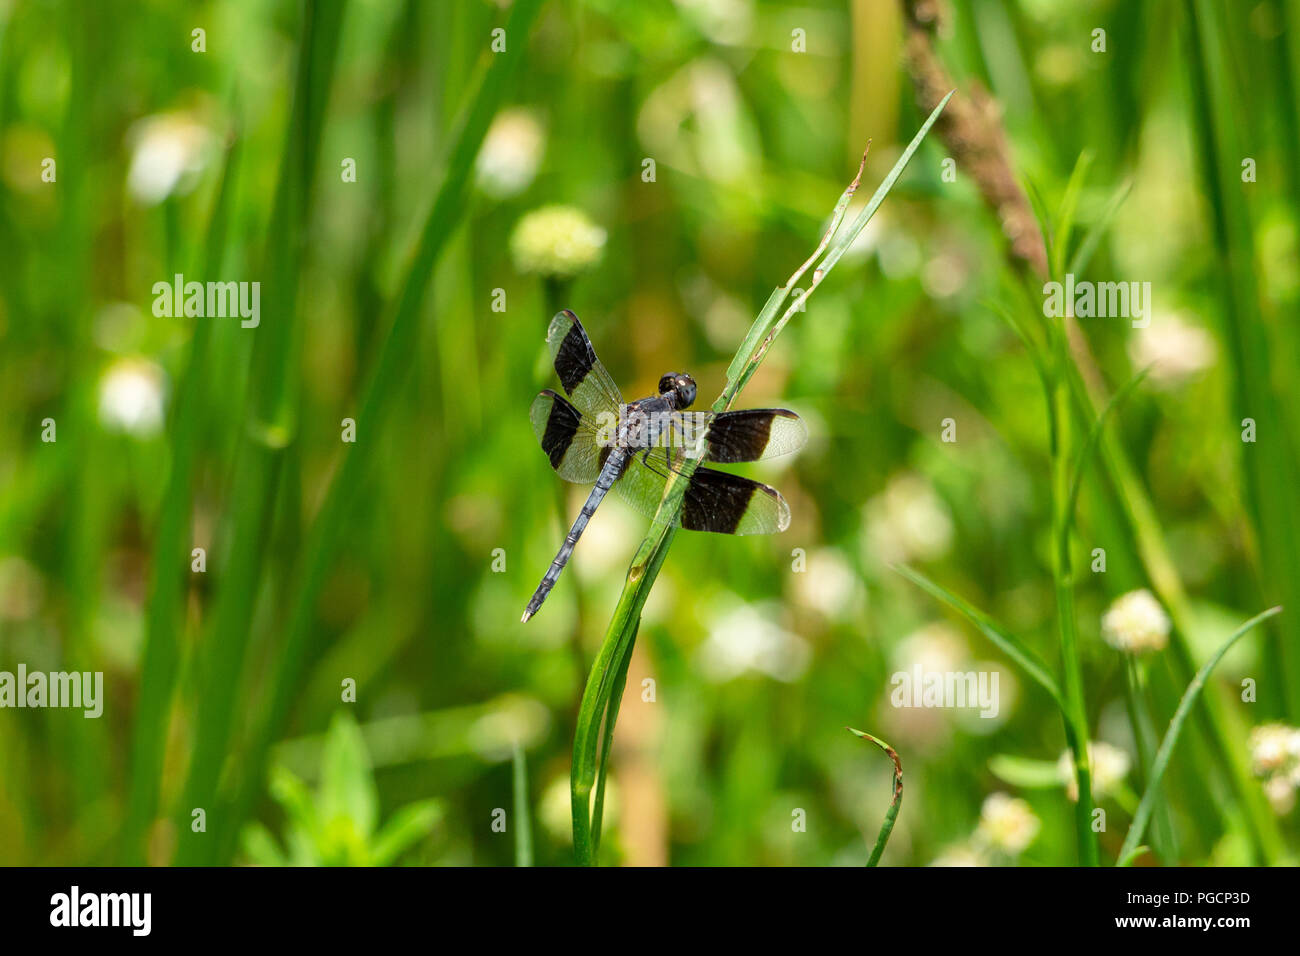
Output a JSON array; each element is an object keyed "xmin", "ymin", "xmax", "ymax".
[
  {"xmin": 1066, "ymin": 178, "xmax": 1132, "ymax": 276},
  {"xmin": 512, "ymin": 743, "xmax": 533, "ymax": 867},
  {"xmin": 1065, "ymin": 364, "xmax": 1151, "ymax": 534},
  {"xmin": 894, "ymin": 565, "xmax": 1066, "ymax": 712},
  {"xmin": 1022, "ymin": 177, "xmax": 1055, "ymax": 277},
  {"xmin": 213, "ymin": 0, "xmax": 547, "ymax": 864},
  {"xmin": 723, "ymin": 150, "xmax": 867, "ymax": 387},
  {"xmin": 1061, "ymin": 344, "xmax": 1288, "ymax": 864},
  {"xmin": 370, "ymin": 801, "xmax": 444, "ymax": 866},
  {"xmin": 726, "ymin": 91, "xmax": 953, "ymax": 401},
  {"xmin": 175, "ymin": 0, "xmax": 348, "ymax": 865},
  {"xmin": 1121, "ymin": 657, "xmax": 1179, "ymax": 863},
  {"xmin": 1116, "ymin": 845, "xmax": 1150, "ymax": 868},
  {"xmin": 570, "ymin": 101, "xmax": 951, "ymax": 864},
  {"xmin": 590, "ymin": 625, "xmax": 634, "ymax": 857},
  {"xmin": 122, "ymin": 132, "xmax": 242, "ymax": 863},
  {"xmin": 847, "ymin": 728, "xmax": 902, "ymax": 867},
  {"xmin": 1118, "ymin": 606, "xmax": 1283, "ymax": 863},
  {"xmin": 1049, "ymin": 292, "xmax": 1099, "ymax": 866},
  {"xmin": 1185, "ymin": 0, "xmax": 1300, "ymax": 721},
  {"xmin": 571, "ymin": 531, "xmax": 672, "ymax": 864},
  {"xmin": 1051, "ymin": 149, "xmax": 1093, "ymax": 278}
]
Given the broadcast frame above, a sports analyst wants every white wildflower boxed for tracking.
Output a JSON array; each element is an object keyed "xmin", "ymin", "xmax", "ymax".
[
  {"xmin": 976, "ymin": 792, "xmax": 1039, "ymax": 856},
  {"xmin": 475, "ymin": 108, "xmax": 544, "ymax": 199},
  {"xmin": 126, "ymin": 111, "xmax": 213, "ymax": 204},
  {"xmin": 930, "ymin": 843, "xmax": 986, "ymax": 867},
  {"xmin": 466, "ymin": 695, "xmax": 549, "ymax": 761},
  {"xmin": 862, "ymin": 472, "xmax": 953, "ymax": 566},
  {"xmin": 1248, "ymin": 723, "xmax": 1300, "ymax": 815},
  {"xmin": 510, "ymin": 205, "xmax": 606, "ymax": 278},
  {"xmin": 538, "ymin": 773, "xmax": 618, "ymax": 841},
  {"xmin": 1128, "ymin": 313, "xmax": 1217, "ymax": 388},
  {"xmin": 1057, "ymin": 741, "xmax": 1131, "ymax": 801},
  {"xmin": 1249, "ymin": 723, "xmax": 1294, "ymax": 775},
  {"xmin": 98, "ymin": 358, "xmax": 165, "ymax": 437},
  {"xmin": 697, "ymin": 603, "xmax": 810, "ymax": 683},
  {"xmin": 1264, "ymin": 775, "xmax": 1296, "ymax": 815},
  {"xmin": 1101, "ymin": 589, "xmax": 1170, "ymax": 654},
  {"xmin": 791, "ymin": 547, "xmax": 863, "ymax": 619},
  {"xmin": 672, "ymin": 0, "xmax": 753, "ymax": 45},
  {"xmin": 892, "ymin": 622, "xmax": 967, "ymax": 675}
]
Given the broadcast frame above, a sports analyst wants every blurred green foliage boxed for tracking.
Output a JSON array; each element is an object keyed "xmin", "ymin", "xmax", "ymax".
[
  {"xmin": 0, "ymin": 0, "xmax": 1297, "ymax": 866},
  {"xmin": 242, "ymin": 712, "xmax": 444, "ymax": 866}
]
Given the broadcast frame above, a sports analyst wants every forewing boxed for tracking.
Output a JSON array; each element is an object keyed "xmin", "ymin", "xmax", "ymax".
[
  {"xmin": 615, "ymin": 449, "xmax": 791, "ymax": 534},
  {"xmin": 530, "ymin": 389, "xmax": 607, "ymax": 483},
  {"xmin": 546, "ymin": 310, "xmax": 623, "ymax": 417}
]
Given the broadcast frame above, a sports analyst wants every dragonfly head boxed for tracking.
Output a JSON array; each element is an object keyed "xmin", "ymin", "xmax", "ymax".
[{"xmin": 658, "ymin": 372, "xmax": 697, "ymax": 409}]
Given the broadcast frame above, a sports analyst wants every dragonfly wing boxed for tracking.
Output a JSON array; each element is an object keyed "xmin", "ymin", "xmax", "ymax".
[
  {"xmin": 615, "ymin": 449, "xmax": 791, "ymax": 534},
  {"xmin": 699, "ymin": 408, "xmax": 807, "ymax": 462},
  {"xmin": 546, "ymin": 310, "xmax": 623, "ymax": 417},
  {"xmin": 530, "ymin": 389, "xmax": 609, "ymax": 483}
]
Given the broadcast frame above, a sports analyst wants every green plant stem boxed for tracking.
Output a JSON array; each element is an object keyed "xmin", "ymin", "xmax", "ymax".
[
  {"xmin": 895, "ymin": 565, "xmax": 1065, "ymax": 711},
  {"xmin": 1185, "ymin": 0, "xmax": 1300, "ymax": 720},
  {"xmin": 123, "ymin": 133, "xmax": 241, "ymax": 864},
  {"xmin": 571, "ymin": 528, "xmax": 675, "ymax": 864},
  {"xmin": 590, "ymin": 626, "xmax": 634, "ymax": 855},
  {"xmin": 1121, "ymin": 656, "xmax": 1178, "ymax": 863},
  {"xmin": 175, "ymin": 0, "xmax": 346, "ymax": 865},
  {"xmin": 1119, "ymin": 607, "xmax": 1283, "ymax": 863},
  {"xmin": 569, "ymin": 94, "xmax": 952, "ymax": 865},
  {"xmin": 847, "ymin": 728, "xmax": 902, "ymax": 866},
  {"xmin": 204, "ymin": 0, "xmax": 546, "ymax": 863},
  {"xmin": 512, "ymin": 743, "xmax": 533, "ymax": 867},
  {"xmin": 1050, "ymin": 359, "xmax": 1099, "ymax": 866},
  {"xmin": 1062, "ymin": 355, "xmax": 1287, "ymax": 864}
]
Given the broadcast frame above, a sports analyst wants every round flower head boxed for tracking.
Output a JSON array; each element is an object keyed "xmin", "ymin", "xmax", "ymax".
[
  {"xmin": 1248, "ymin": 723, "xmax": 1300, "ymax": 815},
  {"xmin": 861, "ymin": 472, "xmax": 953, "ymax": 565},
  {"xmin": 98, "ymin": 357, "xmax": 166, "ymax": 437},
  {"xmin": 1101, "ymin": 589, "xmax": 1170, "ymax": 654},
  {"xmin": 930, "ymin": 843, "xmax": 985, "ymax": 867},
  {"xmin": 976, "ymin": 792, "xmax": 1039, "ymax": 856},
  {"xmin": 510, "ymin": 205, "xmax": 606, "ymax": 279},
  {"xmin": 126, "ymin": 111, "xmax": 213, "ymax": 205},
  {"xmin": 1264, "ymin": 775, "xmax": 1296, "ymax": 815},
  {"xmin": 1057, "ymin": 741, "xmax": 1131, "ymax": 801},
  {"xmin": 475, "ymin": 108, "xmax": 544, "ymax": 199},
  {"xmin": 1249, "ymin": 723, "xmax": 1295, "ymax": 776},
  {"xmin": 1128, "ymin": 313, "xmax": 1217, "ymax": 388}
]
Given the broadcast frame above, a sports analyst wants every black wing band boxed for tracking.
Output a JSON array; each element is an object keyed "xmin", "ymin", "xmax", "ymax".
[
  {"xmin": 538, "ymin": 389, "xmax": 581, "ymax": 470},
  {"xmin": 614, "ymin": 449, "xmax": 791, "ymax": 534},
  {"xmin": 545, "ymin": 310, "xmax": 623, "ymax": 416},
  {"xmin": 704, "ymin": 408, "xmax": 806, "ymax": 463}
]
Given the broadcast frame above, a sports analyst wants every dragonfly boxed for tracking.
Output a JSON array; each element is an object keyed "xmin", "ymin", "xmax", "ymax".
[{"xmin": 522, "ymin": 309, "xmax": 807, "ymax": 622}]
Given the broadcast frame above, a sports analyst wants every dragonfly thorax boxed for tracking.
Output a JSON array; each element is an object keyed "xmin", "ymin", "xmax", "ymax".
[{"xmin": 614, "ymin": 398, "xmax": 677, "ymax": 451}]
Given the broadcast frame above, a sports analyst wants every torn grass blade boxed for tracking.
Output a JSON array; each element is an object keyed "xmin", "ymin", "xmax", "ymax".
[{"xmin": 848, "ymin": 728, "xmax": 903, "ymax": 867}]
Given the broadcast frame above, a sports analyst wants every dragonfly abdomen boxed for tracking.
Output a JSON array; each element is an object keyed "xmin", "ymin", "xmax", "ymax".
[{"xmin": 521, "ymin": 447, "xmax": 627, "ymax": 622}]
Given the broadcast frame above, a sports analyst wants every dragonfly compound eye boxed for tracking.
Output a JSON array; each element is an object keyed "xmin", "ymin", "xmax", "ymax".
[{"xmin": 675, "ymin": 374, "xmax": 697, "ymax": 408}]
